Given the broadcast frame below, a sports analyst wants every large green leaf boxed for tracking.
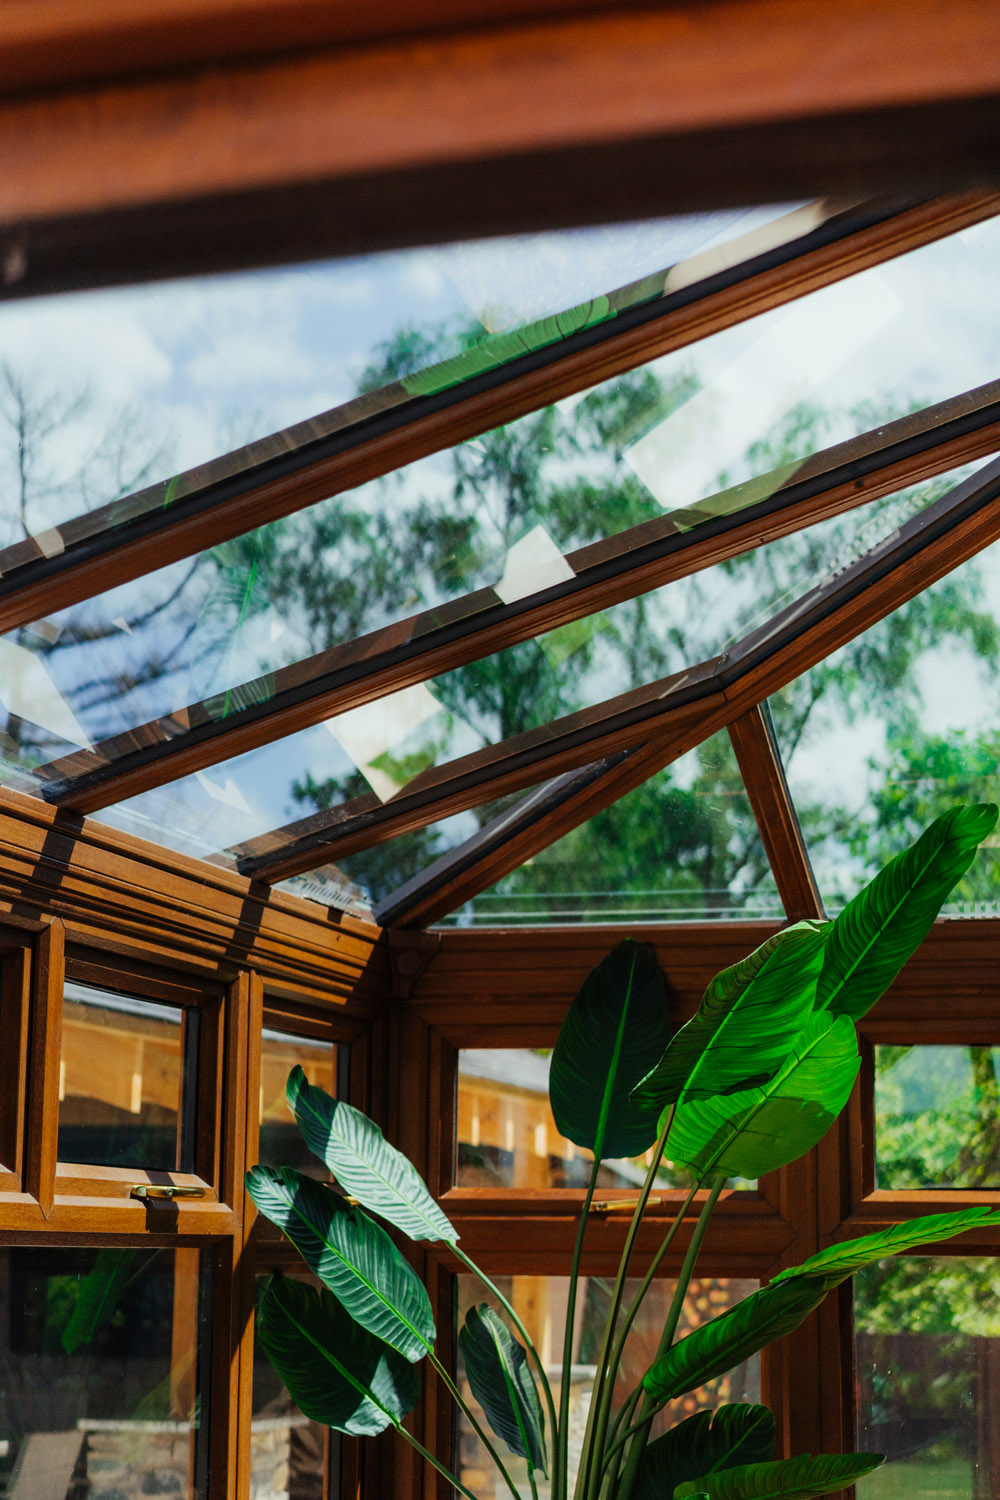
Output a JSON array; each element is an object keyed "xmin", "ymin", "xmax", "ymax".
[
  {"xmin": 550, "ymin": 939, "xmax": 671, "ymax": 1160},
  {"xmin": 459, "ymin": 1305, "xmax": 548, "ymax": 1474},
  {"xmin": 816, "ymin": 803, "xmax": 998, "ymax": 1022},
  {"xmin": 644, "ymin": 1205, "xmax": 995, "ymax": 1401},
  {"xmin": 632, "ymin": 922, "xmax": 829, "ymax": 1112},
  {"xmin": 62, "ymin": 1248, "xmax": 139, "ymax": 1355},
  {"xmin": 285, "ymin": 1067, "xmax": 457, "ymax": 1244},
  {"xmin": 675, "ymin": 1452, "xmax": 884, "ymax": 1500},
  {"xmin": 245, "ymin": 1165, "xmax": 435, "ymax": 1361},
  {"xmin": 257, "ymin": 1274, "xmax": 421, "ymax": 1436},
  {"xmin": 634, "ymin": 1404, "xmax": 775, "ymax": 1500},
  {"xmin": 665, "ymin": 1013, "xmax": 860, "ymax": 1180}
]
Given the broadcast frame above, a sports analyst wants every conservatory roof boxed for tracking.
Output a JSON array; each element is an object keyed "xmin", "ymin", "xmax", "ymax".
[{"xmin": 2, "ymin": 0, "xmax": 1000, "ymax": 933}]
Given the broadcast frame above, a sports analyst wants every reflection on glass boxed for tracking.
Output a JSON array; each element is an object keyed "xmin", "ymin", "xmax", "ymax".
[
  {"xmin": 0, "ymin": 1246, "xmax": 208, "ymax": 1498},
  {"xmin": 447, "ymin": 731, "xmax": 783, "ymax": 926},
  {"xmin": 875, "ymin": 1045, "xmax": 1000, "ymax": 1190},
  {"xmin": 772, "ymin": 494, "xmax": 1000, "ymax": 917},
  {"xmin": 456, "ymin": 1273, "xmax": 759, "ymax": 1498},
  {"xmin": 457, "ymin": 1050, "xmax": 752, "ymax": 1192},
  {"xmin": 856, "ymin": 1256, "xmax": 1000, "ymax": 1500},
  {"xmin": 58, "ymin": 981, "xmax": 190, "ymax": 1171},
  {"xmin": 259, "ymin": 1029, "xmax": 339, "ymax": 1179},
  {"xmin": 253, "ymin": 1275, "xmax": 333, "ymax": 1500}
]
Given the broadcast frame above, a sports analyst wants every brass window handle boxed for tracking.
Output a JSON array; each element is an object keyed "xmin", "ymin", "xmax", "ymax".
[{"xmin": 131, "ymin": 1184, "xmax": 206, "ymax": 1200}]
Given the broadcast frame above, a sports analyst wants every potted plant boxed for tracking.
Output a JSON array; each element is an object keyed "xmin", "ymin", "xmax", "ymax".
[{"xmin": 248, "ymin": 803, "xmax": 1000, "ymax": 1499}]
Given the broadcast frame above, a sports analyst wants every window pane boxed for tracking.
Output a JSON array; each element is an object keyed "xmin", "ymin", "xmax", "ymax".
[
  {"xmin": 58, "ymin": 981, "xmax": 191, "ymax": 1171},
  {"xmin": 456, "ymin": 1272, "xmax": 759, "ymax": 1498},
  {"xmin": 259, "ymin": 1029, "xmax": 341, "ymax": 1178},
  {"xmin": 875, "ymin": 1045, "xmax": 1000, "ymax": 1190},
  {"xmin": 856, "ymin": 1256, "xmax": 1000, "ymax": 1499},
  {"xmin": 457, "ymin": 1050, "xmax": 753, "ymax": 1192},
  {"xmin": 253, "ymin": 1275, "xmax": 333, "ymax": 1499},
  {"xmin": 0, "ymin": 1246, "xmax": 209, "ymax": 1498}
]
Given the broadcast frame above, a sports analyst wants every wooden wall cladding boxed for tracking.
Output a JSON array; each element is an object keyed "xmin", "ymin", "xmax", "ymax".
[{"xmin": 0, "ymin": 787, "xmax": 386, "ymax": 1010}]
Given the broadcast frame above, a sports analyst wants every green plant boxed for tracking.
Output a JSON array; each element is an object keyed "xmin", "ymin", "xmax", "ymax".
[{"xmin": 247, "ymin": 803, "xmax": 1000, "ymax": 1500}]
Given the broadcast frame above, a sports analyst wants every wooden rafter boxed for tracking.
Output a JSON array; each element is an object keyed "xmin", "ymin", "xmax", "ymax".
[
  {"xmin": 230, "ymin": 453, "xmax": 1000, "ymax": 881},
  {"xmin": 727, "ymin": 704, "xmax": 824, "ymax": 922},
  {"xmin": 3, "ymin": 194, "xmax": 993, "ymax": 641},
  {"xmin": 2, "ymin": 2, "xmax": 1000, "ymax": 295},
  {"xmin": 39, "ymin": 373, "xmax": 1000, "ymax": 813}
]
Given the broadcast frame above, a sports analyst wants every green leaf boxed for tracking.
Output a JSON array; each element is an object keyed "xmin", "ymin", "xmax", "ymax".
[
  {"xmin": 769, "ymin": 1205, "xmax": 1000, "ymax": 1287},
  {"xmin": 817, "ymin": 803, "xmax": 998, "ymax": 1022},
  {"xmin": 245, "ymin": 1166, "xmax": 435, "ymax": 1361},
  {"xmin": 257, "ymin": 1274, "xmax": 421, "ymax": 1436},
  {"xmin": 632, "ymin": 922, "xmax": 829, "ymax": 1112},
  {"xmin": 459, "ymin": 1305, "xmax": 548, "ymax": 1474},
  {"xmin": 550, "ymin": 939, "xmax": 671, "ymax": 1160},
  {"xmin": 285, "ymin": 1068, "xmax": 457, "ymax": 1244},
  {"xmin": 644, "ymin": 1205, "xmax": 996, "ymax": 1401},
  {"xmin": 634, "ymin": 1404, "xmax": 775, "ymax": 1500},
  {"xmin": 675, "ymin": 1451, "xmax": 884, "ymax": 1500},
  {"xmin": 665, "ymin": 1013, "xmax": 860, "ymax": 1179},
  {"xmin": 62, "ymin": 1249, "xmax": 138, "ymax": 1354}
]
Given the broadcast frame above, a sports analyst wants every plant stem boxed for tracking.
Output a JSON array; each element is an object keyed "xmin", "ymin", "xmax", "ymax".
[
  {"xmin": 607, "ymin": 1179, "xmax": 700, "ymax": 1391},
  {"xmin": 554, "ymin": 1151, "xmax": 604, "ymax": 1500},
  {"xmin": 452, "ymin": 1245, "xmax": 559, "ymax": 1487},
  {"xmin": 576, "ymin": 1110, "xmax": 673, "ymax": 1500},
  {"xmin": 615, "ymin": 1176, "xmax": 725, "ymax": 1500},
  {"xmin": 399, "ymin": 1425, "xmax": 484, "ymax": 1500},
  {"xmin": 429, "ymin": 1350, "xmax": 524, "ymax": 1500}
]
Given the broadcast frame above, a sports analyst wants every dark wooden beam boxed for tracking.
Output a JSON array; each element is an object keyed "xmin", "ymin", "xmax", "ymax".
[
  {"xmin": 231, "ymin": 454, "xmax": 1000, "ymax": 880},
  {"xmin": 3, "ymin": 194, "xmax": 993, "ymax": 641},
  {"xmin": 727, "ymin": 705, "xmax": 824, "ymax": 922},
  {"xmin": 41, "ymin": 373, "xmax": 1000, "ymax": 812},
  {"xmin": 2, "ymin": 1, "xmax": 1000, "ymax": 294}
]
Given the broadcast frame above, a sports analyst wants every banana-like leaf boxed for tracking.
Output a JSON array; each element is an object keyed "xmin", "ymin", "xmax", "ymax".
[
  {"xmin": 257, "ymin": 1273, "xmax": 421, "ymax": 1436},
  {"xmin": 632, "ymin": 922, "xmax": 829, "ymax": 1112},
  {"xmin": 459, "ymin": 1305, "xmax": 548, "ymax": 1474},
  {"xmin": 62, "ymin": 1248, "xmax": 138, "ymax": 1354},
  {"xmin": 816, "ymin": 803, "xmax": 998, "ymax": 1022},
  {"xmin": 769, "ymin": 1205, "xmax": 1000, "ymax": 1288},
  {"xmin": 644, "ymin": 1204, "xmax": 995, "ymax": 1401},
  {"xmin": 675, "ymin": 1451, "xmax": 884, "ymax": 1499},
  {"xmin": 633, "ymin": 1404, "xmax": 775, "ymax": 1500},
  {"xmin": 285, "ymin": 1067, "xmax": 457, "ymax": 1244},
  {"xmin": 550, "ymin": 939, "xmax": 671, "ymax": 1160},
  {"xmin": 665, "ymin": 1013, "xmax": 859, "ymax": 1180},
  {"xmin": 245, "ymin": 1165, "xmax": 435, "ymax": 1361}
]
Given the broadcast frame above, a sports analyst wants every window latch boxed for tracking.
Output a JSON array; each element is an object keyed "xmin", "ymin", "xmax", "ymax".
[{"xmin": 131, "ymin": 1184, "xmax": 206, "ymax": 1201}]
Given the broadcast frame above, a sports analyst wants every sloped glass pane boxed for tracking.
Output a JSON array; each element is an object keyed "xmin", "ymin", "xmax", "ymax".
[
  {"xmin": 770, "ymin": 478, "xmax": 1000, "ymax": 915},
  {"xmin": 442, "ymin": 731, "xmax": 782, "ymax": 925}
]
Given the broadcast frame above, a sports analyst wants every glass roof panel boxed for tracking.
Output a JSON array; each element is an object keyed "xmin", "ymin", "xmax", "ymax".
[
  {"xmin": 0, "ymin": 201, "xmax": 802, "ymax": 562},
  {"xmin": 4, "ymin": 208, "xmax": 1000, "ymax": 812},
  {"xmin": 435, "ymin": 731, "xmax": 783, "ymax": 925},
  {"xmin": 770, "ymin": 503, "xmax": 1000, "ymax": 915}
]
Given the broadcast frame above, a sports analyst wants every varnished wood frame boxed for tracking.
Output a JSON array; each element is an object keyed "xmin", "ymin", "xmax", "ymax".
[
  {"xmin": 2, "ymin": 2, "xmax": 1000, "ymax": 296},
  {"xmin": 39, "ymin": 369, "xmax": 1000, "ymax": 813}
]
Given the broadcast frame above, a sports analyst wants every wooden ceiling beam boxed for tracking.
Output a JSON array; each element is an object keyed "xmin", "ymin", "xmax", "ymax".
[
  {"xmin": 727, "ymin": 705, "xmax": 825, "ymax": 922},
  {"xmin": 232, "ymin": 454, "xmax": 1000, "ymax": 881},
  {"xmin": 41, "ymin": 373, "xmax": 1000, "ymax": 812},
  {"xmin": 2, "ymin": 1, "xmax": 1000, "ymax": 294},
  {"xmin": 3, "ymin": 194, "xmax": 993, "ymax": 640}
]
